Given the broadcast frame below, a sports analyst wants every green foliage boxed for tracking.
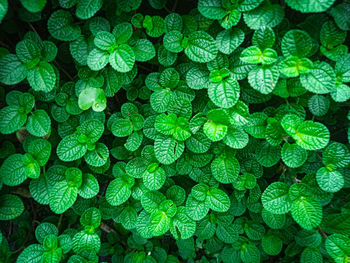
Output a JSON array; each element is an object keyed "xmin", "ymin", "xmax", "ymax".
[{"xmin": 0, "ymin": 0, "xmax": 349, "ymax": 262}]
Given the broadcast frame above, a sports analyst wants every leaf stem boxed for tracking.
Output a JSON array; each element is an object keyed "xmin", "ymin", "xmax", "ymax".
[
  {"xmin": 318, "ymin": 226, "xmax": 328, "ymax": 239},
  {"xmin": 54, "ymin": 60, "xmax": 74, "ymax": 81}
]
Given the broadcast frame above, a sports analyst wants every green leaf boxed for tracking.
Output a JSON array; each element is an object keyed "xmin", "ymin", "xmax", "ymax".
[
  {"xmin": 203, "ymin": 120, "xmax": 228, "ymax": 142},
  {"xmin": 48, "ymin": 10, "xmax": 81, "ymax": 41},
  {"xmin": 198, "ymin": 0, "xmax": 226, "ymax": 20},
  {"xmin": 0, "ymin": 0, "xmax": 8, "ymax": 23},
  {"xmin": 105, "ymin": 178, "xmax": 132, "ymax": 206},
  {"xmin": 330, "ymin": 3, "xmax": 350, "ymax": 31},
  {"xmin": 316, "ymin": 167, "xmax": 344, "ymax": 193},
  {"xmin": 291, "ymin": 197, "xmax": 322, "ymax": 230},
  {"xmin": 241, "ymin": 46, "xmax": 277, "ymax": 65},
  {"xmin": 0, "ymin": 106, "xmax": 27, "ymax": 134},
  {"xmin": 256, "ymin": 142, "xmax": 281, "ymax": 167},
  {"xmin": 262, "ymin": 234, "xmax": 283, "ymax": 256},
  {"xmin": 109, "ymin": 44, "xmax": 135, "ymax": 73},
  {"xmin": 244, "ymin": 3, "xmax": 284, "ymax": 30},
  {"xmin": 293, "ymin": 121, "xmax": 330, "ymax": 151},
  {"xmin": 17, "ymin": 244, "xmax": 44, "ymax": 263},
  {"xmin": 208, "ymin": 77, "xmax": 240, "ymax": 108},
  {"xmin": 35, "ymin": 222, "xmax": 58, "ymax": 244},
  {"xmin": 149, "ymin": 210, "xmax": 170, "ymax": 236},
  {"xmin": 300, "ymin": 62, "xmax": 336, "ymax": 94},
  {"xmin": 281, "ymin": 143, "xmax": 308, "ymax": 168},
  {"xmin": 72, "ymin": 231, "xmax": 100, "ymax": 254},
  {"xmin": 281, "ymin": 29, "xmax": 313, "ymax": 57},
  {"xmin": 84, "ymin": 142, "xmax": 109, "ymax": 167},
  {"xmin": 240, "ymin": 243, "xmax": 261, "ymax": 263},
  {"xmin": 261, "ymin": 209, "xmax": 286, "ymax": 229},
  {"xmin": 163, "ymin": 30, "xmax": 184, "ymax": 53},
  {"xmin": 20, "ymin": 0, "xmax": 46, "ymax": 12},
  {"xmin": 216, "ymin": 224, "xmax": 239, "ymax": 244},
  {"xmin": 320, "ymin": 21, "xmax": 347, "ymax": 48},
  {"xmin": 0, "ymin": 154, "xmax": 27, "ymax": 186},
  {"xmin": 28, "ymin": 138, "xmax": 51, "ymax": 166},
  {"xmin": 111, "ymin": 118, "xmax": 133, "ymax": 137},
  {"xmin": 57, "ymin": 134, "xmax": 88, "ymax": 162},
  {"xmin": 262, "ymin": 182, "xmax": 291, "ymax": 214},
  {"xmin": 322, "ymin": 142, "xmax": 350, "ymax": 169},
  {"xmin": 27, "ymin": 62, "xmax": 56, "ymax": 92},
  {"xmin": 154, "ymin": 135, "xmax": 184, "ymax": 165},
  {"xmin": 0, "ymin": 194, "xmax": 24, "ymax": 220},
  {"xmin": 170, "ymin": 207, "xmax": 196, "ymax": 239},
  {"xmin": 80, "ymin": 207, "xmax": 101, "ymax": 228},
  {"xmin": 0, "ymin": 54, "xmax": 28, "ymax": 85},
  {"xmin": 185, "ymin": 31, "xmax": 218, "ymax": 63},
  {"xmin": 207, "ymin": 188, "xmax": 230, "ymax": 212},
  {"xmin": 308, "ymin": 95, "xmax": 330, "ymax": 116},
  {"xmin": 211, "ymin": 155, "xmax": 240, "ymax": 184},
  {"xmin": 78, "ymin": 88, "xmax": 107, "ymax": 112},
  {"xmin": 78, "ymin": 173, "xmax": 99, "ymax": 199},
  {"xmin": 94, "ymin": 31, "xmax": 116, "ymax": 50},
  {"xmin": 26, "ymin": 109, "xmax": 51, "ymax": 137},
  {"xmin": 143, "ymin": 165, "xmax": 166, "ymax": 190},
  {"xmin": 185, "ymin": 195, "xmax": 209, "ymax": 220},
  {"xmin": 252, "ymin": 27, "xmax": 275, "ymax": 50},
  {"xmin": 216, "ymin": 28, "xmax": 244, "ymax": 55},
  {"xmin": 248, "ymin": 64, "xmax": 279, "ymax": 94},
  {"xmin": 75, "ymin": 0, "xmax": 102, "ymax": 20},
  {"xmin": 185, "ymin": 132, "xmax": 211, "ymax": 153},
  {"xmin": 133, "ymin": 39, "xmax": 156, "ymax": 62},
  {"xmin": 279, "ymin": 56, "xmax": 313, "ymax": 78},
  {"xmin": 49, "ymin": 181, "xmax": 77, "ymax": 214},
  {"xmin": 285, "ymin": 0, "xmax": 335, "ymax": 13},
  {"xmin": 16, "ymin": 39, "xmax": 41, "ymax": 64},
  {"xmin": 325, "ymin": 234, "xmax": 350, "ymax": 263},
  {"xmin": 87, "ymin": 48, "xmax": 109, "ymax": 71}
]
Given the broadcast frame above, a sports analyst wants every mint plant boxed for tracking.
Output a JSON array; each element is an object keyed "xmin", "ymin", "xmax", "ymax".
[{"xmin": 0, "ymin": 0, "xmax": 350, "ymax": 262}]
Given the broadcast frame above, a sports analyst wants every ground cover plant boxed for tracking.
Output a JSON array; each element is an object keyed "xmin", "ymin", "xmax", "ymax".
[{"xmin": 0, "ymin": 0, "xmax": 349, "ymax": 262}]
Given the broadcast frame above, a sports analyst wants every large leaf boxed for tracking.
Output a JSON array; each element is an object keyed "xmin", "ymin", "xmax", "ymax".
[
  {"xmin": 293, "ymin": 121, "xmax": 330, "ymax": 151},
  {"xmin": 185, "ymin": 31, "xmax": 218, "ymax": 63},
  {"xmin": 285, "ymin": 0, "xmax": 335, "ymax": 13}
]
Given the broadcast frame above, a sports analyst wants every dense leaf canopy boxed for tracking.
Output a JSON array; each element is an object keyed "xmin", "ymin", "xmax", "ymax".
[{"xmin": 0, "ymin": 0, "xmax": 349, "ymax": 262}]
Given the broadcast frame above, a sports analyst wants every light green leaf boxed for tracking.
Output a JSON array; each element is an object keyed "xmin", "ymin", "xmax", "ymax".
[
  {"xmin": 49, "ymin": 181, "xmax": 77, "ymax": 214},
  {"xmin": 211, "ymin": 155, "xmax": 240, "ymax": 184},
  {"xmin": 76, "ymin": 0, "xmax": 102, "ymax": 20},
  {"xmin": 48, "ymin": 10, "xmax": 81, "ymax": 41},
  {"xmin": 316, "ymin": 167, "xmax": 344, "ymax": 193},
  {"xmin": 154, "ymin": 135, "xmax": 184, "ymax": 165},
  {"xmin": 109, "ymin": 44, "xmax": 135, "ymax": 72},
  {"xmin": 105, "ymin": 178, "xmax": 132, "ymax": 206},
  {"xmin": 78, "ymin": 88, "xmax": 107, "ymax": 112},
  {"xmin": 185, "ymin": 31, "xmax": 218, "ymax": 63},
  {"xmin": 0, "ymin": 54, "xmax": 28, "ymax": 85},
  {"xmin": 248, "ymin": 64, "xmax": 279, "ymax": 94},
  {"xmin": 0, "ymin": 154, "xmax": 27, "ymax": 186},
  {"xmin": 27, "ymin": 62, "xmax": 56, "ymax": 92},
  {"xmin": 207, "ymin": 188, "xmax": 230, "ymax": 212},
  {"xmin": 26, "ymin": 109, "xmax": 51, "ymax": 137},
  {"xmin": 57, "ymin": 134, "xmax": 88, "ymax": 162},
  {"xmin": 293, "ymin": 121, "xmax": 330, "ymax": 151},
  {"xmin": 261, "ymin": 182, "xmax": 291, "ymax": 214},
  {"xmin": 291, "ymin": 197, "xmax": 322, "ymax": 230},
  {"xmin": 281, "ymin": 143, "xmax": 308, "ymax": 168},
  {"xmin": 208, "ymin": 78, "xmax": 240, "ymax": 108},
  {"xmin": 0, "ymin": 106, "xmax": 27, "ymax": 134},
  {"xmin": 216, "ymin": 28, "xmax": 244, "ymax": 55},
  {"xmin": 285, "ymin": 0, "xmax": 335, "ymax": 13},
  {"xmin": 300, "ymin": 62, "xmax": 336, "ymax": 94}
]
